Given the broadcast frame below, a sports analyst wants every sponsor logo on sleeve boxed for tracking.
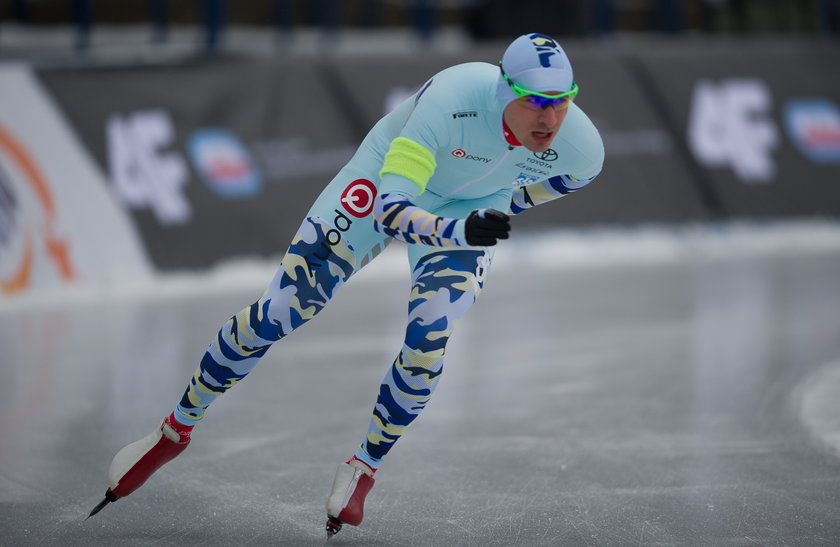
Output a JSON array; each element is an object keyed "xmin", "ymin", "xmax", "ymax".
[
  {"xmin": 305, "ymin": 179, "xmax": 376, "ymax": 276},
  {"xmin": 340, "ymin": 179, "xmax": 377, "ymax": 218},
  {"xmin": 452, "ymin": 111, "xmax": 479, "ymax": 119},
  {"xmin": 451, "ymin": 149, "xmax": 492, "ymax": 163}
]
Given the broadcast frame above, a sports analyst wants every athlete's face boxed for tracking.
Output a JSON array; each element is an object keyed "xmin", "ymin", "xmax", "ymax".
[{"xmin": 503, "ymin": 95, "xmax": 570, "ymax": 153}]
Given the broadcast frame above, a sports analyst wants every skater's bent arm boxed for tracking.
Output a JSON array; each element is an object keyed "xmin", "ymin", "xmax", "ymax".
[
  {"xmin": 507, "ymin": 137, "xmax": 603, "ymax": 215},
  {"xmin": 371, "ymin": 136, "xmax": 470, "ymax": 247},
  {"xmin": 509, "ymin": 103, "xmax": 605, "ymax": 215},
  {"xmin": 373, "ymin": 192, "xmax": 467, "ymax": 247},
  {"xmin": 509, "ymin": 173, "xmax": 595, "ymax": 215}
]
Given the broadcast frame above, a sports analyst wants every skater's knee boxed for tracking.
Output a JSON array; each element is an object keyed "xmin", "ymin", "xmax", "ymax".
[
  {"xmin": 395, "ymin": 345, "xmax": 444, "ymax": 383},
  {"xmin": 404, "ymin": 315, "xmax": 454, "ymax": 355},
  {"xmin": 230, "ymin": 300, "xmax": 285, "ymax": 345}
]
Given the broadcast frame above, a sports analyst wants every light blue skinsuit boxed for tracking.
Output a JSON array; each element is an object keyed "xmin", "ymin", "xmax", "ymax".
[{"xmin": 175, "ymin": 61, "xmax": 604, "ymax": 470}]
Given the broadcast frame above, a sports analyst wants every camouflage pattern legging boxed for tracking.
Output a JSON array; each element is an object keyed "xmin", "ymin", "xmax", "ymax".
[{"xmin": 174, "ymin": 172, "xmax": 493, "ymax": 470}]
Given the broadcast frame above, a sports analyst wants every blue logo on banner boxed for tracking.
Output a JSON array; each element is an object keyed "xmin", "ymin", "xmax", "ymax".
[
  {"xmin": 188, "ymin": 129, "xmax": 262, "ymax": 198},
  {"xmin": 783, "ymin": 99, "xmax": 840, "ymax": 164}
]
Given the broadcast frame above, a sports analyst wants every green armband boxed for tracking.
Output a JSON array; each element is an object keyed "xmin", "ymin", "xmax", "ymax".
[{"xmin": 379, "ymin": 137, "xmax": 436, "ymax": 194}]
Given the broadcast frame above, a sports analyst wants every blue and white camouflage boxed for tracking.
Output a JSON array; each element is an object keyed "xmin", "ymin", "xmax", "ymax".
[{"xmin": 175, "ymin": 34, "xmax": 604, "ymax": 469}]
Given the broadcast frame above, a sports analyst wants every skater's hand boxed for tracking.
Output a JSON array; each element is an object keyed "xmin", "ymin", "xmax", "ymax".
[{"xmin": 465, "ymin": 209, "xmax": 511, "ymax": 246}]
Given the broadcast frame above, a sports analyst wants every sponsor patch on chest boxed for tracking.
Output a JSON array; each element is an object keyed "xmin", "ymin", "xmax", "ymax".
[
  {"xmin": 452, "ymin": 111, "xmax": 479, "ymax": 119},
  {"xmin": 512, "ymin": 172, "xmax": 540, "ymax": 187}
]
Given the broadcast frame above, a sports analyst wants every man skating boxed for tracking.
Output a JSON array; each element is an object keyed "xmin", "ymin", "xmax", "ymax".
[{"xmin": 89, "ymin": 32, "xmax": 604, "ymax": 538}]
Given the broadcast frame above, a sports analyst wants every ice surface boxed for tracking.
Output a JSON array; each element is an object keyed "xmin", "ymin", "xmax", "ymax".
[{"xmin": 2, "ymin": 220, "xmax": 840, "ymax": 546}]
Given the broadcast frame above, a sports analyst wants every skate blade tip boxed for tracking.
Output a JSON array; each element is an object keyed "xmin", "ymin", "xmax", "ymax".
[
  {"xmin": 86, "ymin": 500, "xmax": 108, "ymax": 519},
  {"xmin": 86, "ymin": 490, "xmax": 118, "ymax": 519},
  {"xmin": 325, "ymin": 516, "xmax": 342, "ymax": 539}
]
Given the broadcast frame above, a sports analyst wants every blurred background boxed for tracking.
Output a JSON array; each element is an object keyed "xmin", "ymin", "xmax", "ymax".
[
  {"xmin": 2, "ymin": 4, "xmax": 840, "ymax": 546},
  {"xmin": 0, "ymin": 0, "xmax": 839, "ymax": 282},
  {"xmin": 1, "ymin": 0, "xmax": 838, "ymax": 54}
]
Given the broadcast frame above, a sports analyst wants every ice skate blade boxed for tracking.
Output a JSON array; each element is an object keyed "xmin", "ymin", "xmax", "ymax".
[
  {"xmin": 86, "ymin": 489, "xmax": 118, "ymax": 519},
  {"xmin": 325, "ymin": 516, "xmax": 342, "ymax": 539}
]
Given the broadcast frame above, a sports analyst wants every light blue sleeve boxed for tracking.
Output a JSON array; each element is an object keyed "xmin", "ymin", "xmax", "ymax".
[
  {"xmin": 373, "ymin": 66, "xmax": 488, "ymax": 246},
  {"xmin": 378, "ymin": 63, "xmax": 497, "ymax": 198}
]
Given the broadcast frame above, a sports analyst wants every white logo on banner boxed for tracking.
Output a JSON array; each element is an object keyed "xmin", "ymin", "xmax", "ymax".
[
  {"xmin": 687, "ymin": 78, "xmax": 779, "ymax": 183},
  {"xmin": 107, "ymin": 109, "xmax": 190, "ymax": 224}
]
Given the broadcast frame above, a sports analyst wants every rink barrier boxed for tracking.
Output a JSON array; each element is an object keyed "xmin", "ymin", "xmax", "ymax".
[{"xmin": 0, "ymin": 39, "xmax": 837, "ymax": 285}]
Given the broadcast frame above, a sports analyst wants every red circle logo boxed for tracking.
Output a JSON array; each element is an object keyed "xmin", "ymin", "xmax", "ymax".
[
  {"xmin": 452, "ymin": 149, "xmax": 466, "ymax": 158},
  {"xmin": 340, "ymin": 179, "xmax": 377, "ymax": 218}
]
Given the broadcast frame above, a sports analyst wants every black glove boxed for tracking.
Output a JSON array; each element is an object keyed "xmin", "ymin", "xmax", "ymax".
[{"xmin": 464, "ymin": 209, "xmax": 511, "ymax": 246}]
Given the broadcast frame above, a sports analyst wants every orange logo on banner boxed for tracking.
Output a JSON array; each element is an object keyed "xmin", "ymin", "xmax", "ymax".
[{"xmin": 0, "ymin": 123, "xmax": 75, "ymax": 294}]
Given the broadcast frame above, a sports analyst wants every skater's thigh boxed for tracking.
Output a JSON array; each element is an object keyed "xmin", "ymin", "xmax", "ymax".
[
  {"xmin": 259, "ymin": 167, "xmax": 389, "ymax": 322},
  {"xmin": 406, "ymin": 244, "xmax": 494, "ymax": 344},
  {"xmin": 402, "ymin": 244, "xmax": 491, "ymax": 355}
]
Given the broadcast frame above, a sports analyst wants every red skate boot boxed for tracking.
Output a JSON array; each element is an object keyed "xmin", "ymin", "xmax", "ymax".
[
  {"xmin": 325, "ymin": 457, "xmax": 376, "ymax": 538},
  {"xmin": 87, "ymin": 412, "xmax": 192, "ymax": 518}
]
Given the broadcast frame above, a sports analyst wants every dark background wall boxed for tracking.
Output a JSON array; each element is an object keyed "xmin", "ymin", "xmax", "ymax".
[
  {"xmin": 33, "ymin": 39, "xmax": 840, "ymax": 271},
  {"xmin": 3, "ymin": 0, "xmax": 838, "ymax": 272}
]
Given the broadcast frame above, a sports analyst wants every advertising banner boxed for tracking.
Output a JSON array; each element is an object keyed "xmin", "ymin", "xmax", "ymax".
[
  {"xmin": 31, "ymin": 39, "xmax": 840, "ymax": 275},
  {"xmin": 43, "ymin": 52, "xmax": 706, "ymax": 273},
  {"xmin": 0, "ymin": 64, "xmax": 151, "ymax": 297},
  {"xmin": 636, "ymin": 41, "xmax": 840, "ymax": 219},
  {"xmin": 38, "ymin": 57, "xmax": 360, "ymax": 271}
]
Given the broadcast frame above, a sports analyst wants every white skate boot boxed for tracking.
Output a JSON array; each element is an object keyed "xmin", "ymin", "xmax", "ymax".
[
  {"xmin": 88, "ymin": 413, "xmax": 191, "ymax": 517},
  {"xmin": 325, "ymin": 458, "xmax": 376, "ymax": 537}
]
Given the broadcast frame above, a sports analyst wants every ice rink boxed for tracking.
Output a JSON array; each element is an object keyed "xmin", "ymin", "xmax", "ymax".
[{"xmin": 2, "ymin": 222, "xmax": 840, "ymax": 546}]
